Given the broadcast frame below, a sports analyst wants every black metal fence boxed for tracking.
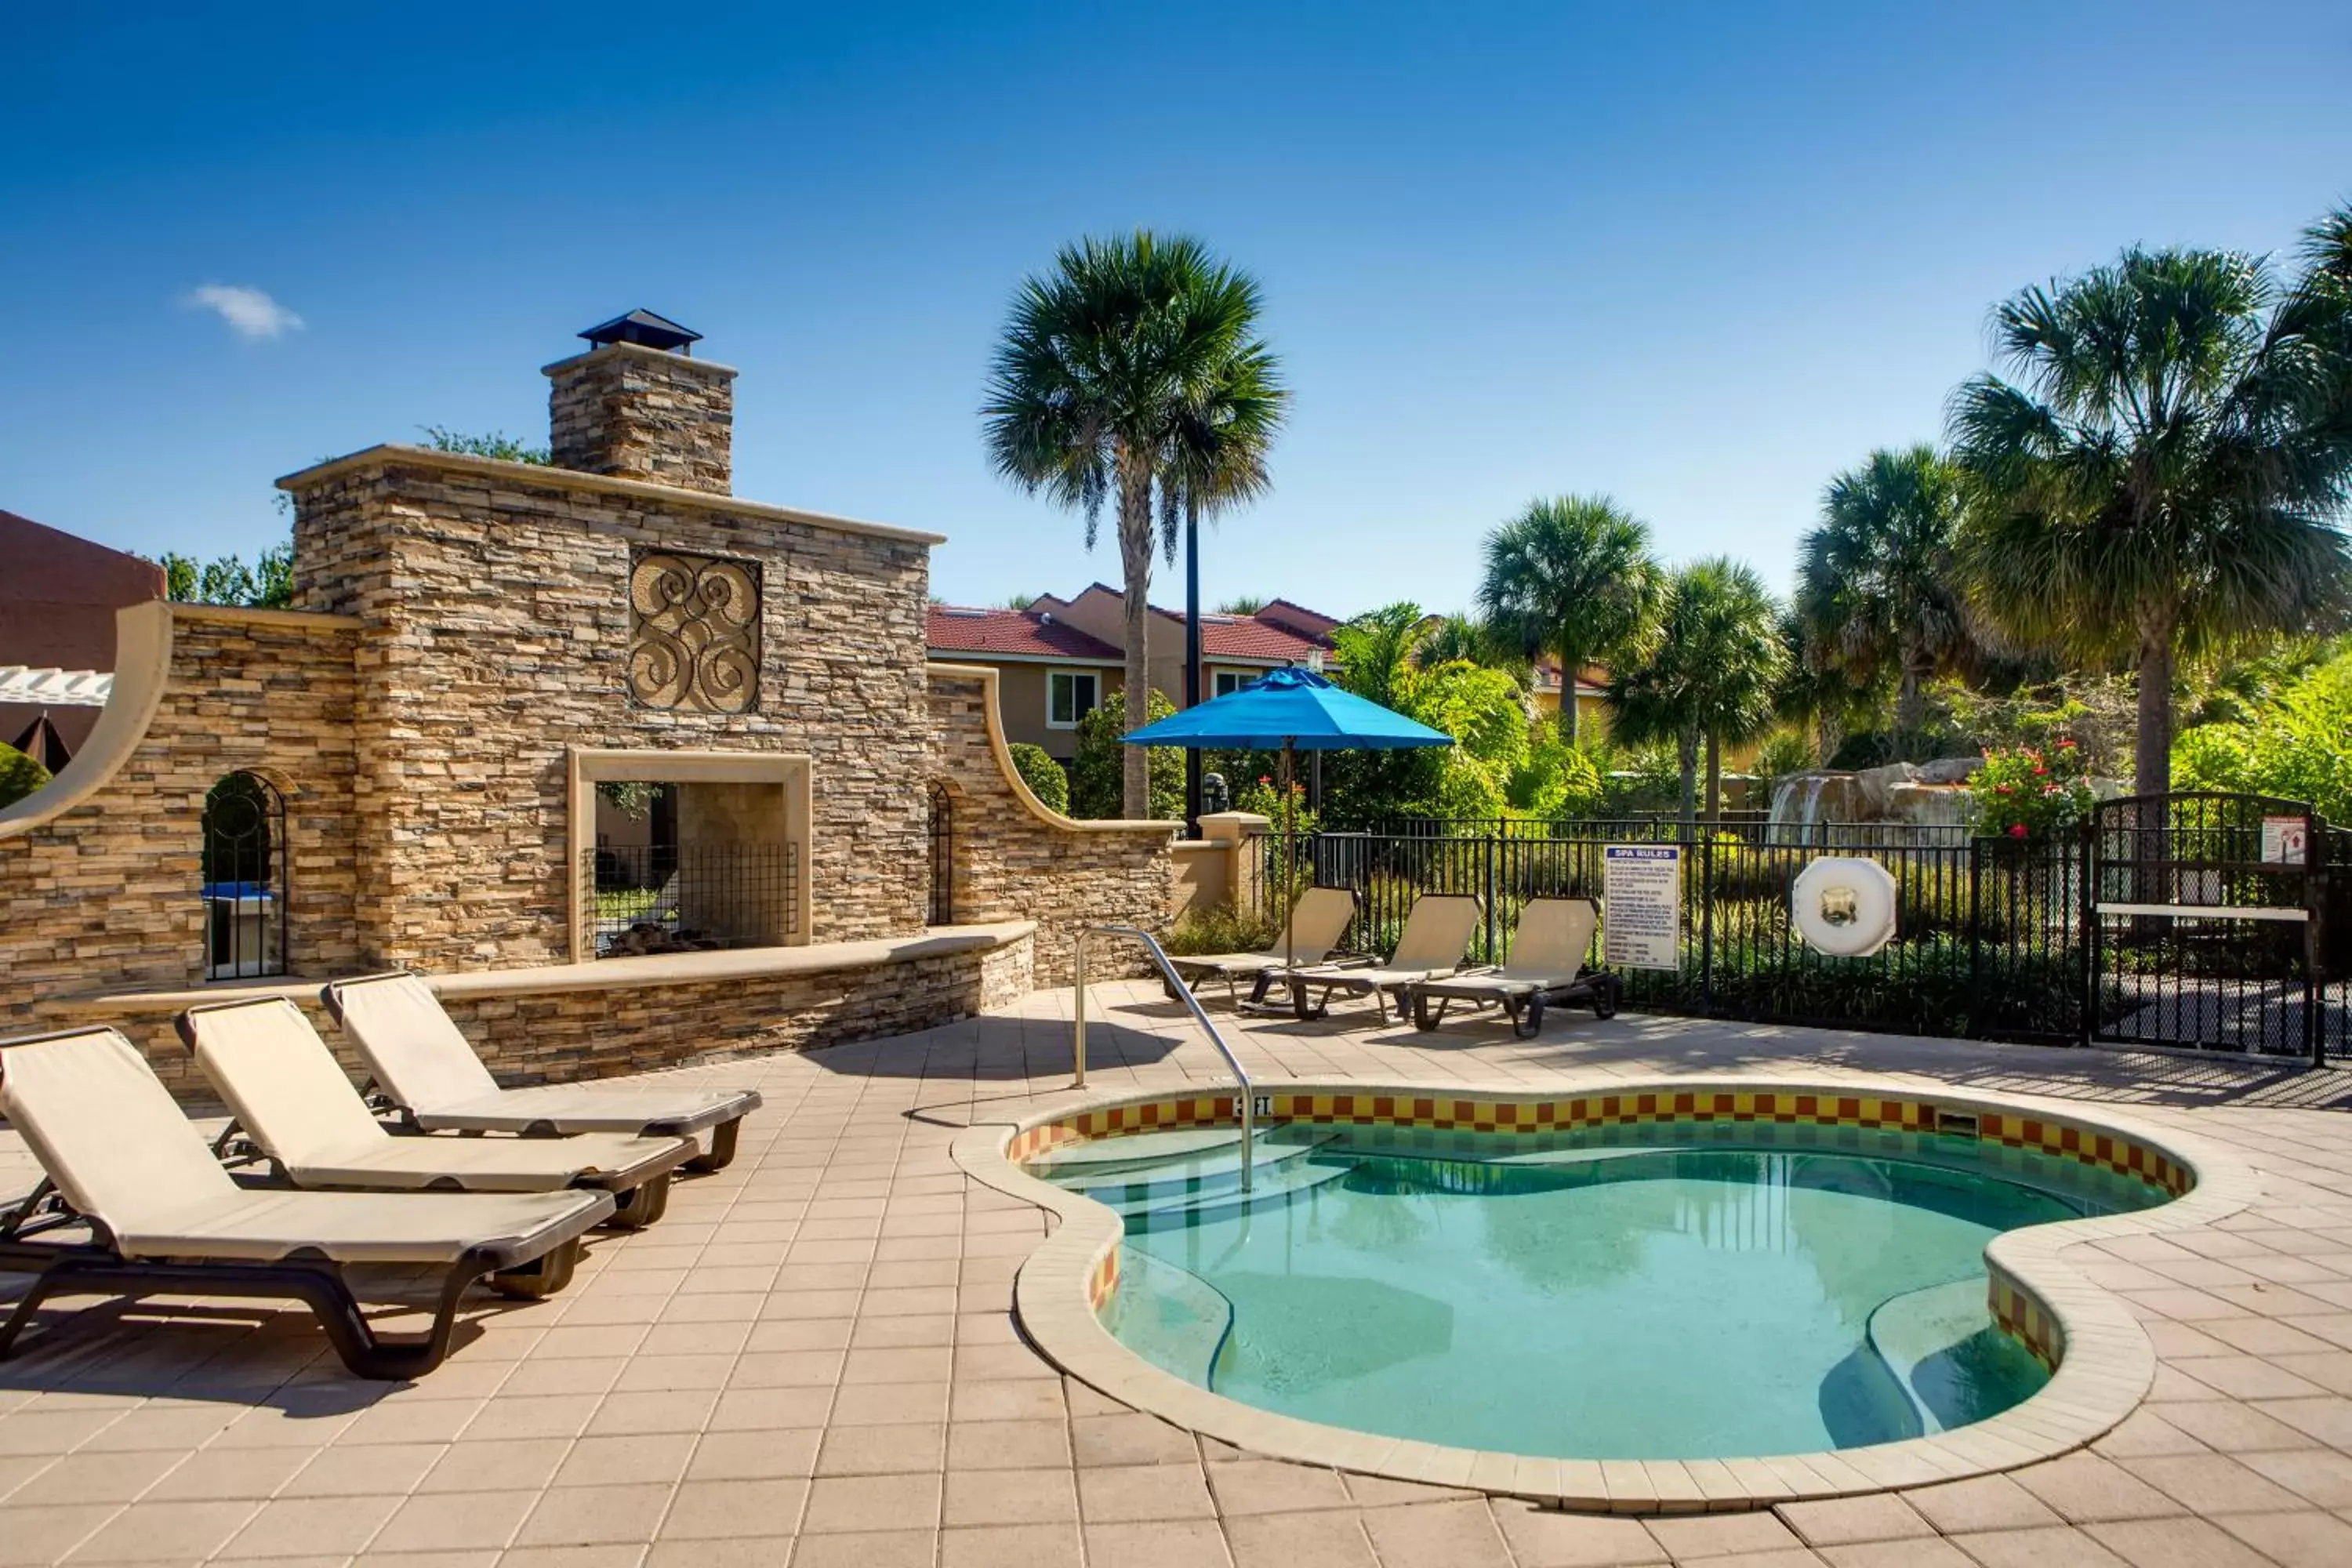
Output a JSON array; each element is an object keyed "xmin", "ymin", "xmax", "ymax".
[
  {"xmin": 586, "ymin": 841, "xmax": 799, "ymax": 958},
  {"xmin": 1246, "ymin": 805, "xmax": 2345, "ymax": 1059}
]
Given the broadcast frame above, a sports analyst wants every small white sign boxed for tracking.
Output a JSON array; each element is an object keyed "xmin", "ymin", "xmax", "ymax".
[
  {"xmin": 2262, "ymin": 815, "xmax": 2309, "ymax": 866},
  {"xmin": 1602, "ymin": 844, "xmax": 1682, "ymax": 971}
]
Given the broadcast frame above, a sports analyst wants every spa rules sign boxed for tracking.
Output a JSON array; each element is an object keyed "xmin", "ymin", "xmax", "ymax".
[{"xmin": 1602, "ymin": 844, "xmax": 1681, "ymax": 971}]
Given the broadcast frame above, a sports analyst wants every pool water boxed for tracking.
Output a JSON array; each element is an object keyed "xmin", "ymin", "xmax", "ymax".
[{"xmin": 1030, "ymin": 1120, "xmax": 2166, "ymax": 1459}]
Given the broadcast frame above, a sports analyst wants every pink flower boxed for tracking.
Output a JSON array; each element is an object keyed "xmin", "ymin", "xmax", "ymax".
[
  {"xmin": 2009, "ymin": 823, "xmax": 2028, "ymax": 838},
  {"xmin": 2057, "ymin": 737, "xmax": 2077, "ymax": 749}
]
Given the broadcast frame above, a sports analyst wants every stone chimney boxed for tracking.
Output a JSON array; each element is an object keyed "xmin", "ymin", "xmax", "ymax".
[{"xmin": 544, "ymin": 310, "xmax": 735, "ymax": 495}]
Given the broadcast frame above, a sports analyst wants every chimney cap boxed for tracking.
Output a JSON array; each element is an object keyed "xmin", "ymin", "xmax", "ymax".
[{"xmin": 579, "ymin": 309, "xmax": 702, "ymax": 354}]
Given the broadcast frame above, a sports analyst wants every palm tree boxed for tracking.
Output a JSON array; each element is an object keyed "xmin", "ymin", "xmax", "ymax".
[
  {"xmin": 1415, "ymin": 612, "xmax": 1525, "ymax": 676},
  {"xmin": 1477, "ymin": 496, "xmax": 1663, "ymax": 748},
  {"xmin": 1607, "ymin": 559, "xmax": 1788, "ymax": 828},
  {"xmin": 1773, "ymin": 607, "xmax": 1881, "ymax": 768},
  {"xmin": 1796, "ymin": 445, "xmax": 1973, "ymax": 744},
  {"xmin": 1948, "ymin": 209, "xmax": 2352, "ymax": 797},
  {"xmin": 982, "ymin": 231, "xmax": 1287, "ymax": 816}
]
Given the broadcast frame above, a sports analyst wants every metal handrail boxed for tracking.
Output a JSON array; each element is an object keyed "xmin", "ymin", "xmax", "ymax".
[{"xmin": 1073, "ymin": 924, "xmax": 1254, "ymax": 1192}]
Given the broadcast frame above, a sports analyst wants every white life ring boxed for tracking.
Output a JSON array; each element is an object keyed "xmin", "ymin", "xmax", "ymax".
[{"xmin": 1791, "ymin": 857, "xmax": 1898, "ymax": 957}]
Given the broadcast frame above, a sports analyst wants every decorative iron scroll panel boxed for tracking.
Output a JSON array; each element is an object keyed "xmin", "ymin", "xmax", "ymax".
[{"xmin": 628, "ymin": 551, "xmax": 762, "ymax": 713}]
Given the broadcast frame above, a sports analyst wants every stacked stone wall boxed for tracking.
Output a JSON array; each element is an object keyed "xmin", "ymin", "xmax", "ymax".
[
  {"xmin": 0, "ymin": 610, "xmax": 361, "ymax": 1037},
  {"xmin": 290, "ymin": 455, "xmax": 931, "ymax": 970},
  {"xmin": 927, "ymin": 667, "xmax": 1173, "ymax": 983}
]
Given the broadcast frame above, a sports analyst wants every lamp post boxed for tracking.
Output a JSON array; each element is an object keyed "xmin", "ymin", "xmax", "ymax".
[{"xmin": 1184, "ymin": 506, "xmax": 1203, "ymax": 837}]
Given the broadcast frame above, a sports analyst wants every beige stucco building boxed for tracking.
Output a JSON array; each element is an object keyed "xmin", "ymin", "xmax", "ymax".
[{"xmin": 924, "ymin": 586, "xmax": 1341, "ymax": 760}]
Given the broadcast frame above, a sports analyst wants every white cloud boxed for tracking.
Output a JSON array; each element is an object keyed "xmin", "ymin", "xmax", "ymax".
[{"xmin": 185, "ymin": 283, "xmax": 304, "ymax": 339}]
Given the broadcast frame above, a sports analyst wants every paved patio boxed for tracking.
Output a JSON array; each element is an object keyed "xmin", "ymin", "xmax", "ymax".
[{"xmin": 5, "ymin": 985, "xmax": 2352, "ymax": 1568}]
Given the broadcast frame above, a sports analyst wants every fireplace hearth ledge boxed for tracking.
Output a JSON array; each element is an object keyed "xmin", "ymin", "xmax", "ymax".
[{"xmin": 49, "ymin": 920, "xmax": 1036, "ymax": 1012}]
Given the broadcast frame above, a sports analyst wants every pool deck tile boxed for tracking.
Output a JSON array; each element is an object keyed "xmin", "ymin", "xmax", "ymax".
[{"xmin": 7, "ymin": 982, "xmax": 2352, "ymax": 1566}]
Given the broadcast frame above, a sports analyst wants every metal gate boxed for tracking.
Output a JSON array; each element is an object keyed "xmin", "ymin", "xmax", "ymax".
[{"xmin": 2086, "ymin": 792, "xmax": 2329, "ymax": 1062}]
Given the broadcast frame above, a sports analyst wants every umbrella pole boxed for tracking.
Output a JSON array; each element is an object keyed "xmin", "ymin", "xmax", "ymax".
[{"xmin": 1283, "ymin": 739, "xmax": 1297, "ymax": 971}]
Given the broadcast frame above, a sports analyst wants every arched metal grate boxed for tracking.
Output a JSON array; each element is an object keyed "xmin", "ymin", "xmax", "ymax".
[
  {"xmin": 927, "ymin": 783, "xmax": 954, "ymax": 927},
  {"xmin": 202, "ymin": 772, "xmax": 288, "ymax": 979}
]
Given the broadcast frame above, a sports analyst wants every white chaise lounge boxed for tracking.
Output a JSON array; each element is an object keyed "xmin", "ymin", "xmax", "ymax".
[
  {"xmin": 0, "ymin": 1026, "xmax": 611, "ymax": 1379},
  {"xmin": 1405, "ymin": 895, "xmax": 1622, "ymax": 1037},
  {"xmin": 320, "ymin": 973, "xmax": 762, "ymax": 1171},
  {"xmin": 1279, "ymin": 893, "xmax": 1486, "ymax": 1022},
  {"xmin": 178, "ymin": 997, "xmax": 695, "ymax": 1228},
  {"xmin": 1166, "ymin": 886, "xmax": 1366, "ymax": 1007}
]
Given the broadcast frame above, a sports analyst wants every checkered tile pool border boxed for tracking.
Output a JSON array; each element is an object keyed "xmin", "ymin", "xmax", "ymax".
[{"xmin": 1007, "ymin": 1087, "xmax": 2189, "ymax": 1203}]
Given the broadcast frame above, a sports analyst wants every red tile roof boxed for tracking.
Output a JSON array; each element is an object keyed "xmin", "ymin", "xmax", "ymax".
[
  {"xmin": 1157, "ymin": 609, "xmax": 1330, "ymax": 663},
  {"xmin": 925, "ymin": 605, "xmax": 1121, "ymax": 661}
]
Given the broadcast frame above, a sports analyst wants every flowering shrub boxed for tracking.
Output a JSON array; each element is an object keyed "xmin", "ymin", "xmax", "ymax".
[
  {"xmin": 1967, "ymin": 739, "xmax": 2096, "ymax": 839},
  {"xmin": 1235, "ymin": 774, "xmax": 1319, "ymax": 836}
]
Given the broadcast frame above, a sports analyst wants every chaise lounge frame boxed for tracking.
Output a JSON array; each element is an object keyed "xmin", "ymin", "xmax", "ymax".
[
  {"xmin": 318, "ymin": 972, "xmax": 760, "ymax": 1173},
  {"xmin": 0, "ymin": 1026, "xmax": 608, "ymax": 1380}
]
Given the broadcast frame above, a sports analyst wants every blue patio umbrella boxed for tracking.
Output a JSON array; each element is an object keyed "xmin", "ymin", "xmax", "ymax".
[{"xmin": 1125, "ymin": 666, "xmax": 1453, "ymax": 966}]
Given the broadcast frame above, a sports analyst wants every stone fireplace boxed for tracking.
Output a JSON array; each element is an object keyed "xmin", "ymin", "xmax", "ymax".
[{"xmin": 571, "ymin": 749, "xmax": 811, "ymax": 959}]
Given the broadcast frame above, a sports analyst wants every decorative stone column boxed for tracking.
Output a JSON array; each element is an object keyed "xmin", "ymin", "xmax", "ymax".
[{"xmin": 1198, "ymin": 811, "xmax": 1271, "ymax": 913}]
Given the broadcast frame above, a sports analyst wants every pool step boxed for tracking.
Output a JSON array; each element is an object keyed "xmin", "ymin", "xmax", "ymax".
[
  {"xmin": 1056, "ymin": 1126, "xmax": 1338, "ymax": 1205},
  {"xmin": 1028, "ymin": 1127, "xmax": 1243, "ymax": 1178},
  {"xmin": 1867, "ymin": 1278, "xmax": 1994, "ymax": 1435},
  {"xmin": 1102, "ymin": 1248, "xmax": 1232, "ymax": 1385},
  {"xmin": 1116, "ymin": 1158, "xmax": 1353, "ymax": 1228}
]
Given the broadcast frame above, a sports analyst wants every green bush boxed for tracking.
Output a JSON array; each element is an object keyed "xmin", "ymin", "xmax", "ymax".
[
  {"xmin": 1007, "ymin": 742, "xmax": 1070, "ymax": 814},
  {"xmin": 1070, "ymin": 689, "xmax": 1185, "ymax": 820},
  {"xmin": 0, "ymin": 743, "xmax": 51, "ymax": 809},
  {"xmin": 1164, "ymin": 905, "xmax": 1281, "ymax": 957},
  {"xmin": 2175, "ymin": 647, "xmax": 2352, "ymax": 822}
]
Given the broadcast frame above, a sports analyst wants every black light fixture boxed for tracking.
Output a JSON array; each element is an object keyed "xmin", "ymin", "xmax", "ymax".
[{"xmin": 579, "ymin": 309, "xmax": 702, "ymax": 355}]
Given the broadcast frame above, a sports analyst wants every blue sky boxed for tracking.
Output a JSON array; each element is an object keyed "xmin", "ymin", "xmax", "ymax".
[{"xmin": 4, "ymin": 2, "xmax": 2348, "ymax": 618}]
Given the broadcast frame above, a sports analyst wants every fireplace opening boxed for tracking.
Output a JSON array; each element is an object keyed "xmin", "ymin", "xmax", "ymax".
[
  {"xmin": 589, "ymin": 836, "xmax": 798, "ymax": 957},
  {"xmin": 572, "ymin": 751, "xmax": 811, "ymax": 962}
]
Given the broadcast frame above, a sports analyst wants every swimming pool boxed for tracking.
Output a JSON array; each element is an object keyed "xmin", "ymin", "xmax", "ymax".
[{"xmin": 1023, "ymin": 1108, "xmax": 2174, "ymax": 1461}]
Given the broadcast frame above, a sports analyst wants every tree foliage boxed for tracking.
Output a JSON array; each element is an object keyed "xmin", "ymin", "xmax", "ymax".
[
  {"xmin": 1476, "ymin": 495, "xmax": 1662, "ymax": 746},
  {"xmin": 160, "ymin": 541, "xmax": 294, "ymax": 608},
  {"xmin": 2174, "ymin": 644, "xmax": 2352, "ymax": 822},
  {"xmin": 1948, "ymin": 208, "xmax": 2352, "ymax": 794},
  {"xmin": 1315, "ymin": 602, "xmax": 1598, "ymax": 825},
  {"xmin": 0, "ymin": 742, "xmax": 52, "ymax": 809},
  {"xmin": 1069, "ymin": 688, "xmax": 1184, "ymax": 820},
  {"xmin": 1797, "ymin": 445, "xmax": 1974, "ymax": 736},
  {"xmin": 1606, "ymin": 558, "xmax": 1788, "ymax": 825},
  {"xmin": 982, "ymin": 230, "xmax": 1288, "ymax": 816},
  {"xmin": 422, "ymin": 426, "xmax": 551, "ymax": 463}
]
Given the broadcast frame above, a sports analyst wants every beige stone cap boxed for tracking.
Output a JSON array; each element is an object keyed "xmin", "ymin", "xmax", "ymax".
[
  {"xmin": 927, "ymin": 662, "xmax": 1181, "ymax": 834},
  {"xmin": 274, "ymin": 444, "xmax": 947, "ymax": 547},
  {"xmin": 954, "ymin": 1070, "xmax": 2261, "ymax": 1515},
  {"xmin": 540, "ymin": 340, "xmax": 740, "ymax": 380},
  {"xmin": 49, "ymin": 922, "xmax": 1036, "ymax": 1014},
  {"xmin": 169, "ymin": 602, "xmax": 364, "ymax": 632}
]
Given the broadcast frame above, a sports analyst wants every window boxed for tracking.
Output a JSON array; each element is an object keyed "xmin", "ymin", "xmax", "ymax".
[
  {"xmin": 1213, "ymin": 669, "xmax": 1254, "ymax": 698},
  {"xmin": 202, "ymin": 772, "xmax": 287, "ymax": 979},
  {"xmin": 1047, "ymin": 670, "xmax": 1100, "ymax": 728}
]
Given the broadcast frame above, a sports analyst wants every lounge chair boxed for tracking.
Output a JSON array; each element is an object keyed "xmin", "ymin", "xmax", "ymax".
[
  {"xmin": 0, "ymin": 1026, "xmax": 611, "ymax": 1379},
  {"xmin": 320, "ymin": 973, "xmax": 762, "ymax": 1170},
  {"xmin": 1165, "ymin": 887, "xmax": 1367, "ymax": 1007},
  {"xmin": 178, "ymin": 997, "xmax": 695, "ymax": 1229},
  {"xmin": 1405, "ymin": 896, "xmax": 1622, "ymax": 1038},
  {"xmin": 1280, "ymin": 893, "xmax": 1485, "ymax": 1022}
]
